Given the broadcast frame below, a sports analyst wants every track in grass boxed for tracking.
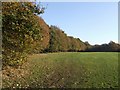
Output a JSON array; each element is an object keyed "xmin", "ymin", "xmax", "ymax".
[{"xmin": 2, "ymin": 52, "xmax": 118, "ymax": 88}]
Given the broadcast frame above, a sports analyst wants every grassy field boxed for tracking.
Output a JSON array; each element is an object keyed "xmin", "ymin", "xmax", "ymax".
[{"xmin": 2, "ymin": 52, "xmax": 118, "ymax": 88}]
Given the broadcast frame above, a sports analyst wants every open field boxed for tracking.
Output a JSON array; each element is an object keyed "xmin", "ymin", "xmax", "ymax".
[{"xmin": 2, "ymin": 52, "xmax": 118, "ymax": 88}]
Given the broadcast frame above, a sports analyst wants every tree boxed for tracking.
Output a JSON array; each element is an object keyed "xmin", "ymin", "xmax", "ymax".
[
  {"xmin": 2, "ymin": 2, "xmax": 44, "ymax": 66},
  {"xmin": 48, "ymin": 26, "xmax": 69, "ymax": 52},
  {"xmin": 32, "ymin": 16, "xmax": 50, "ymax": 53},
  {"xmin": 48, "ymin": 26, "xmax": 60, "ymax": 52}
]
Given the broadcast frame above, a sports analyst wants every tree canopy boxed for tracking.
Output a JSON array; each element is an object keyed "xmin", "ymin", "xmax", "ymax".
[
  {"xmin": 2, "ymin": 2, "xmax": 119, "ymax": 67},
  {"xmin": 2, "ymin": 2, "xmax": 45, "ymax": 66}
]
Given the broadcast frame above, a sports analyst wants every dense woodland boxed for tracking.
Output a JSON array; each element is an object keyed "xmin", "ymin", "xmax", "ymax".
[
  {"xmin": 86, "ymin": 41, "xmax": 120, "ymax": 52},
  {"xmin": 2, "ymin": 2, "xmax": 120, "ymax": 67}
]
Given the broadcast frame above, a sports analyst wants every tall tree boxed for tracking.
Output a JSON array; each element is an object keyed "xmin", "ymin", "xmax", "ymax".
[{"xmin": 2, "ymin": 2, "xmax": 44, "ymax": 66}]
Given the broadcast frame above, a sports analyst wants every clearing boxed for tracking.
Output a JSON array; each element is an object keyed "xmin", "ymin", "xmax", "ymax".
[{"xmin": 2, "ymin": 52, "xmax": 118, "ymax": 88}]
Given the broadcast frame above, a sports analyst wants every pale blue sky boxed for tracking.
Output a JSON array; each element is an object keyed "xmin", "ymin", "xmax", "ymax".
[{"xmin": 39, "ymin": 2, "xmax": 118, "ymax": 45}]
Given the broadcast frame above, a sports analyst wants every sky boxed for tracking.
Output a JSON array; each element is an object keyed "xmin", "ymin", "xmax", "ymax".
[{"xmin": 39, "ymin": 2, "xmax": 118, "ymax": 45}]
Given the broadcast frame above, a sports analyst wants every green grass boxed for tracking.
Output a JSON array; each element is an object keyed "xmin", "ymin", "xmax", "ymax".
[{"xmin": 3, "ymin": 52, "xmax": 118, "ymax": 88}]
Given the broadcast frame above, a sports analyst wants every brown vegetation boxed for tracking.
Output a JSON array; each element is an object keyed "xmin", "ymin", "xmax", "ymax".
[{"xmin": 2, "ymin": 2, "xmax": 119, "ymax": 67}]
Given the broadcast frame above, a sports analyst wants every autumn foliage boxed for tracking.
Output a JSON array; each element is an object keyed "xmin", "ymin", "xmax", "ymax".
[
  {"xmin": 2, "ymin": 2, "xmax": 46, "ymax": 66},
  {"xmin": 2, "ymin": 2, "xmax": 119, "ymax": 67}
]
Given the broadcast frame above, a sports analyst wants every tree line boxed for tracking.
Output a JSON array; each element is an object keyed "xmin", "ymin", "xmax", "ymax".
[
  {"xmin": 2, "ymin": 2, "xmax": 90, "ymax": 66},
  {"xmin": 86, "ymin": 41, "xmax": 120, "ymax": 52},
  {"xmin": 2, "ymin": 2, "xmax": 120, "ymax": 67}
]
